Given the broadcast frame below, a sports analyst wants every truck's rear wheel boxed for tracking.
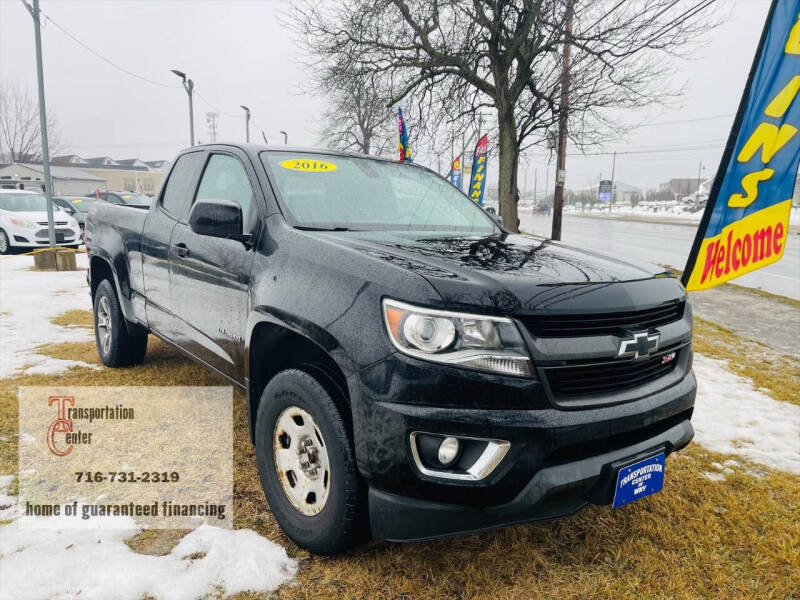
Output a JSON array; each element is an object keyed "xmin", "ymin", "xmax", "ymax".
[
  {"xmin": 93, "ymin": 279, "xmax": 148, "ymax": 367},
  {"xmin": 255, "ymin": 369, "xmax": 366, "ymax": 554}
]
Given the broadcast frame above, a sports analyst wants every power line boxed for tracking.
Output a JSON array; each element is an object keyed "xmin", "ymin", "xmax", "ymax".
[
  {"xmin": 41, "ymin": 11, "xmax": 180, "ymax": 89},
  {"xmin": 634, "ymin": 113, "xmax": 735, "ymax": 128},
  {"xmin": 194, "ymin": 90, "xmax": 241, "ymax": 119}
]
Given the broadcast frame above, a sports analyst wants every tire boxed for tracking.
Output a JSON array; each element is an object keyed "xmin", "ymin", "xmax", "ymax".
[
  {"xmin": 93, "ymin": 278, "xmax": 148, "ymax": 367},
  {"xmin": 0, "ymin": 230, "xmax": 10, "ymax": 255},
  {"xmin": 255, "ymin": 369, "xmax": 366, "ymax": 554}
]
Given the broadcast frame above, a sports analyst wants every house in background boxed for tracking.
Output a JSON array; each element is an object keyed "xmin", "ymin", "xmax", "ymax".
[
  {"xmin": 52, "ymin": 155, "xmax": 169, "ymax": 195},
  {"xmin": 0, "ymin": 163, "xmax": 105, "ymax": 195},
  {"xmin": 658, "ymin": 178, "xmax": 704, "ymax": 200}
]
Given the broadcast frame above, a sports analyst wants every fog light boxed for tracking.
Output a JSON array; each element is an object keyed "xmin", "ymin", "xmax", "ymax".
[{"xmin": 437, "ymin": 437, "xmax": 460, "ymax": 465}]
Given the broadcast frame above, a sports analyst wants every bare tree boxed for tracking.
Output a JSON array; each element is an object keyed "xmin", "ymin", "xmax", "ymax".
[
  {"xmin": 291, "ymin": 0, "xmax": 718, "ymax": 232},
  {"xmin": 316, "ymin": 66, "xmax": 396, "ymax": 155},
  {"xmin": 0, "ymin": 83, "xmax": 63, "ymax": 164}
]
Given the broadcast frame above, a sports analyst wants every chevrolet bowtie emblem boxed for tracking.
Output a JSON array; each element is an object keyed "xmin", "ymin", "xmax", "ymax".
[{"xmin": 618, "ymin": 331, "xmax": 660, "ymax": 360}]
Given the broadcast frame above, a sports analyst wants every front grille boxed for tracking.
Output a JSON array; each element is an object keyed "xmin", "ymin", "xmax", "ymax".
[
  {"xmin": 37, "ymin": 221, "xmax": 67, "ymax": 226},
  {"xmin": 518, "ymin": 302, "xmax": 685, "ymax": 338},
  {"xmin": 35, "ymin": 228, "xmax": 75, "ymax": 238},
  {"xmin": 543, "ymin": 351, "xmax": 679, "ymax": 398}
]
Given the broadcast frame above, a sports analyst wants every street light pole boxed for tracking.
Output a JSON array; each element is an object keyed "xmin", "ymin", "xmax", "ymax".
[
  {"xmin": 280, "ymin": 131, "xmax": 288, "ymax": 145},
  {"xmin": 240, "ymin": 105, "xmax": 250, "ymax": 143},
  {"xmin": 171, "ymin": 69, "xmax": 195, "ymax": 146},
  {"xmin": 22, "ymin": 0, "xmax": 55, "ymax": 247}
]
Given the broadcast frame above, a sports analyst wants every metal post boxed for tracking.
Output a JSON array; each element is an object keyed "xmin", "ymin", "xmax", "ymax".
[
  {"xmin": 551, "ymin": 0, "xmax": 573, "ymax": 241},
  {"xmin": 610, "ymin": 151, "xmax": 617, "ymax": 205},
  {"xmin": 186, "ymin": 79, "xmax": 194, "ymax": 146},
  {"xmin": 23, "ymin": 0, "xmax": 55, "ymax": 247},
  {"xmin": 241, "ymin": 105, "xmax": 250, "ymax": 143}
]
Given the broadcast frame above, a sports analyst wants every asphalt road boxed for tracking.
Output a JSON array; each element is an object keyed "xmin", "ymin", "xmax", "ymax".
[{"xmin": 518, "ymin": 212, "xmax": 800, "ymax": 299}]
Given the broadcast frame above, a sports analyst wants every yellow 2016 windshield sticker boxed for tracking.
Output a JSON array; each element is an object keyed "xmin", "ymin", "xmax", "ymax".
[{"xmin": 280, "ymin": 159, "xmax": 338, "ymax": 173}]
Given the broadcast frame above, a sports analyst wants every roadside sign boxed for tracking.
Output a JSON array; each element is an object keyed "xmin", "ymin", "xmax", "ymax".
[{"xmin": 598, "ymin": 180, "xmax": 613, "ymax": 203}]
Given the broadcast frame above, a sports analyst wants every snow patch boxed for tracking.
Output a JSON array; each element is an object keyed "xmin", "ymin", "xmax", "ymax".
[
  {"xmin": 0, "ymin": 515, "xmax": 297, "ymax": 600},
  {"xmin": 0, "ymin": 254, "xmax": 96, "ymax": 378},
  {"xmin": 692, "ymin": 354, "xmax": 800, "ymax": 475},
  {"xmin": 0, "ymin": 476, "xmax": 20, "ymax": 521}
]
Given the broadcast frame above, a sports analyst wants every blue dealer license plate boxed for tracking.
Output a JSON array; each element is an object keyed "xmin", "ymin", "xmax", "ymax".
[{"xmin": 612, "ymin": 452, "xmax": 665, "ymax": 509}]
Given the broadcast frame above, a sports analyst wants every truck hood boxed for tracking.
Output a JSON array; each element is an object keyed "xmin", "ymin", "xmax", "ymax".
[{"xmin": 318, "ymin": 230, "xmax": 682, "ymax": 313}]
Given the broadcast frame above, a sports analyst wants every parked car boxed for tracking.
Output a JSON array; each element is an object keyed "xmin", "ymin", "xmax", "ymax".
[
  {"xmin": 53, "ymin": 196, "xmax": 103, "ymax": 233},
  {"xmin": 87, "ymin": 191, "xmax": 153, "ymax": 207},
  {"xmin": 86, "ymin": 144, "xmax": 695, "ymax": 554},
  {"xmin": 0, "ymin": 189, "xmax": 82, "ymax": 254}
]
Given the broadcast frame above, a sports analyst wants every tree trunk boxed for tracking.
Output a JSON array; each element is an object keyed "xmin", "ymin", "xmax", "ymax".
[{"xmin": 497, "ymin": 111, "xmax": 520, "ymax": 233}]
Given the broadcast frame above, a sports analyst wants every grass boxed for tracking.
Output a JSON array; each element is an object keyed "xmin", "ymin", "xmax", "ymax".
[
  {"xmin": 2, "ymin": 314, "xmax": 799, "ymax": 598},
  {"xmin": 693, "ymin": 316, "xmax": 800, "ymax": 408},
  {"xmin": 49, "ymin": 309, "xmax": 95, "ymax": 329}
]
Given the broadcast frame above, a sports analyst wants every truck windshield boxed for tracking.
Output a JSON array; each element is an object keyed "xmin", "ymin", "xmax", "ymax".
[
  {"xmin": 0, "ymin": 193, "xmax": 49, "ymax": 212},
  {"xmin": 261, "ymin": 152, "xmax": 498, "ymax": 234}
]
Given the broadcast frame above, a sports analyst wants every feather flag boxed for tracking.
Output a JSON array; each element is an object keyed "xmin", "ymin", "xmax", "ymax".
[
  {"xmin": 450, "ymin": 156, "xmax": 462, "ymax": 188},
  {"xmin": 468, "ymin": 134, "xmax": 489, "ymax": 205},
  {"xmin": 683, "ymin": 0, "xmax": 799, "ymax": 291},
  {"xmin": 397, "ymin": 108, "xmax": 412, "ymax": 162}
]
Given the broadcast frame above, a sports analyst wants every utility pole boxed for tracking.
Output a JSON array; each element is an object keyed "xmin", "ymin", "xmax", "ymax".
[
  {"xmin": 533, "ymin": 168, "xmax": 538, "ymax": 207},
  {"xmin": 206, "ymin": 112, "xmax": 218, "ymax": 142},
  {"xmin": 22, "ymin": 0, "xmax": 55, "ymax": 247},
  {"xmin": 171, "ymin": 69, "xmax": 194, "ymax": 146},
  {"xmin": 551, "ymin": 0, "xmax": 573, "ymax": 241},
  {"xmin": 523, "ymin": 157, "xmax": 528, "ymax": 206},
  {"xmin": 240, "ymin": 105, "xmax": 251, "ymax": 143}
]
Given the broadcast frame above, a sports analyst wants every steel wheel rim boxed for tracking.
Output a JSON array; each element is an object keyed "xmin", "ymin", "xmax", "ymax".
[
  {"xmin": 0, "ymin": 232, "xmax": 7, "ymax": 253},
  {"xmin": 97, "ymin": 296, "xmax": 112, "ymax": 354},
  {"xmin": 273, "ymin": 406, "xmax": 331, "ymax": 516}
]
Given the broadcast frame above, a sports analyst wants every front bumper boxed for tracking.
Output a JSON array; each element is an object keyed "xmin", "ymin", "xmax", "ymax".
[
  {"xmin": 370, "ymin": 418, "xmax": 693, "ymax": 541},
  {"xmin": 5, "ymin": 224, "xmax": 82, "ymax": 247},
  {"xmin": 350, "ymin": 350, "xmax": 696, "ymax": 542}
]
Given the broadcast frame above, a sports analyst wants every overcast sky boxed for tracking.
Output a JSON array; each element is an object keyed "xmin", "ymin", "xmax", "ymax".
[{"xmin": 0, "ymin": 0, "xmax": 771, "ymax": 194}]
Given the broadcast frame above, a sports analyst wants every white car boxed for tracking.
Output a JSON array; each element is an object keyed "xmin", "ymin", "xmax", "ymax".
[{"xmin": 0, "ymin": 189, "xmax": 82, "ymax": 254}]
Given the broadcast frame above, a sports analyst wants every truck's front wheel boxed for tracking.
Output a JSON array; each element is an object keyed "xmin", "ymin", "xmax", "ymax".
[
  {"xmin": 255, "ymin": 369, "xmax": 366, "ymax": 554},
  {"xmin": 93, "ymin": 279, "xmax": 148, "ymax": 367}
]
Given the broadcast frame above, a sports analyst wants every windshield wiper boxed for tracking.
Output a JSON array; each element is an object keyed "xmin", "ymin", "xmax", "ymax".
[{"xmin": 294, "ymin": 225, "xmax": 354, "ymax": 232}]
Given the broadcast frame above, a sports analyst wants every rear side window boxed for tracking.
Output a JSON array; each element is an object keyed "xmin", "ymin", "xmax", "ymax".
[
  {"xmin": 160, "ymin": 152, "xmax": 205, "ymax": 220},
  {"xmin": 195, "ymin": 154, "xmax": 255, "ymax": 228}
]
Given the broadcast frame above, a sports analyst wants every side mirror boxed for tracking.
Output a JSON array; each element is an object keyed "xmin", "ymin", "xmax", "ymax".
[{"xmin": 189, "ymin": 199, "xmax": 247, "ymax": 242}]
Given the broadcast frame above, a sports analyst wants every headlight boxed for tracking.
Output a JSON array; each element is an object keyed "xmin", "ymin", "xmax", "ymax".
[
  {"xmin": 9, "ymin": 217, "xmax": 36, "ymax": 229},
  {"xmin": 68, "ymin": 216, "xmax": 79, "ymax": 228},
  {"xmin": 382, "ymin": 299, "xmax": 533, "ymax": 377}
]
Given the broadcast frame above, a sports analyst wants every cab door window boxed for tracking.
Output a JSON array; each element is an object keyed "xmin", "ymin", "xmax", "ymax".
[{"xmin": 194, "ymin": 154, "xmax": 255, "ymax": 229}]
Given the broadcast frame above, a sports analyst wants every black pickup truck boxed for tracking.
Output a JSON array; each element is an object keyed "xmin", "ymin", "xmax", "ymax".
[{"xmin": 86, "ymin": 144, "xmax": 695, "ymax": 554}]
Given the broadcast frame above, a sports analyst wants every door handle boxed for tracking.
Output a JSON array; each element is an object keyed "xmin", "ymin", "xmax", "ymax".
[{"xmin": 174, "ymin": 242, "xmax": 190, "ymax": 257}]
